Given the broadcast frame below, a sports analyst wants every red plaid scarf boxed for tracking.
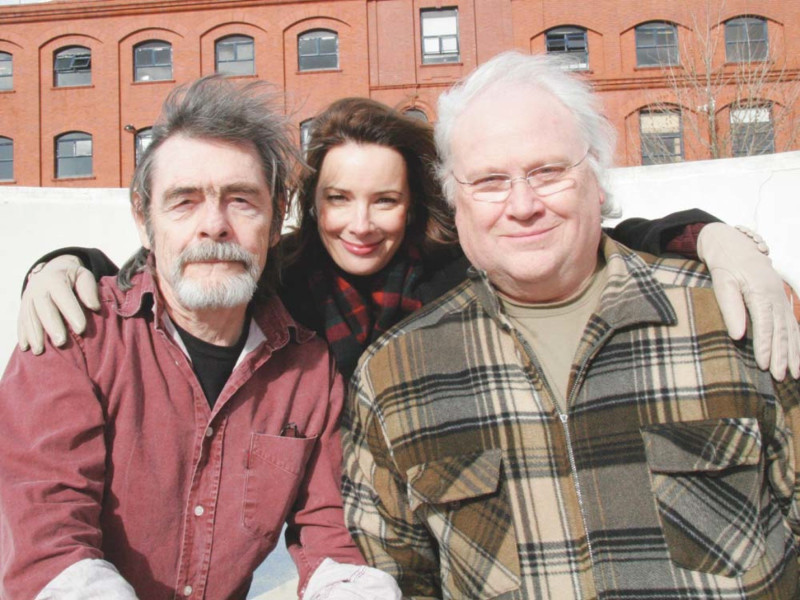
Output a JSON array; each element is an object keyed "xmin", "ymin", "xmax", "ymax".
[{"xmin": 308, "ymin": 248, "xmax": 424, "ymax": 379}]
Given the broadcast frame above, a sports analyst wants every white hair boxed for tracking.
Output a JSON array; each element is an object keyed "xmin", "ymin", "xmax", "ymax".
[{"xmin": 434, "ymin": 51, "xmax": 618, "ymax": 216}]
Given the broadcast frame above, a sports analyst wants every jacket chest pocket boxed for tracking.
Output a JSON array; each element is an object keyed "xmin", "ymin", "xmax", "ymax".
[
  {"xmin": 242, "ymin": 433, "xmax": 317, "ymax": 542},
  {"xmin": 641, "ymin": 418, "xmax": 766, "ymax": 577},
  {"xmin": 407, "ymin": 449, "xmax": 520, "ymax": 599}
]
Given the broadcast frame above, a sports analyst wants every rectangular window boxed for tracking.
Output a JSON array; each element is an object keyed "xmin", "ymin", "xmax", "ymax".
[
  {"xmin": 216, "ymin": 36, "xmax": 255, "ymax": 76},
  {"xmin": 298, "ymin": 30, "xmax": 339, "ymax": 71},
  {"xmin": 641, "ymin": 111, "xmax": 683, "ymax": 165},
  {"xmin": 0, "ymin": 52, "xmax": 12, "ymax": 91},
  {"xmin": 731, "ymin": 106, "xmax": 774, "ymax": 157},
  {"xmin": 134, "ymin": 42, "xmax": 173, "ymax": 82},
  {"xmin": 55, "ymin": 48, "xmax": 92, "ymax": 87},
  {"xmin": 636, "ymin": 22, "xmax": 679, "ymax": 67},
  {"xmin": 421, "ymin": 8, "xmax": 459, "ymax": 64},
  {"xmin": 0, "ymin": 138, "xmax": 12, "ymax": 180},
  {"xmin": 56, "ymin": 134, "xmax": 93, "ymax": 178},
  {"xmin": 546, "ymin": 27, "xmax": 589, "ymax": 70},
  {"xmin": 725, "ymin": 17, "xmax": 768, "ymax": 62}
]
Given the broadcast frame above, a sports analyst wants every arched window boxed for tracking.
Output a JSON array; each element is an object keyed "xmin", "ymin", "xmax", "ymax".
[
  {"xmin": 640, "ymin": 109, "xmax": 683, "ymax": 165},
  {"xmin": 134, "ymin": 40, "xmax": 172, "ymax": 82},
  {"xmin": 298, "ymin": 30, "xmax": 338, "ymax": 71},
  {"xmin": 0, "ymin": 136, "xmax": 12, "ymax": 180},
  {"xmin": 54, "ymin": 46, "xmax": 91, "ymax": 87},
  {"xmin": 135, "ymin": 127, "xmax": 153, "ymax": 166},
  {"xmin": 215, "ymin": 35, "xmax": 255, "ymax": 76},
  {"xmin": 635, "ymin": 21, "xmax": 679, "ymax": 67},
  {"xmin": 730, "ymin": 103, "xmax": 774, "ymax": 157},
  {"xmin": 55, "ymin": 132, "xmax": 92, "ymax": 178},
  {"xmin": 545, "ymin": 26, "xmax": 588, "ymax": 70},
  {"xmin": 403, "ymin": 108, "xmax": 429, "ymax": 122},
  {"xmin": 0, "ymin": 52, "xmax": 12, "ymax": 91},
  {"xmin": 725, "ymin": 16, "xmax": 768, "ymax": 62}
]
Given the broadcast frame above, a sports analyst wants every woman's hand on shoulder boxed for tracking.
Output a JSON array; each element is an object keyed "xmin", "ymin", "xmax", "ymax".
[{"xmin": 18, "ymin": 255, "xmax": 101, "ymax": 355}]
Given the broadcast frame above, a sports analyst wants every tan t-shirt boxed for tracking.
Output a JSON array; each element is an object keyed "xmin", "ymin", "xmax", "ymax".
[{"xmin": 501, "ymin": 258, "xmax": 608, "ymax": 413}]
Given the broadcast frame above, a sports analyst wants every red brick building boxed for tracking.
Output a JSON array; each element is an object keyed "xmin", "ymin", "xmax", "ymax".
[{"xmin": 1, "ymin": 0, "xmax": 798, "ymax": 187}]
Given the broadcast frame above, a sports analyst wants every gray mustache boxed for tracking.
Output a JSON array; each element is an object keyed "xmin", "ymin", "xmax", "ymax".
[{"xmin": 178, "ymin": 242, "xmax": 256, "ymax": 270}]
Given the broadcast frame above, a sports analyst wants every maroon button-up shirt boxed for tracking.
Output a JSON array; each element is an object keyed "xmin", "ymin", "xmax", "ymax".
[{"xmin": 0, "ymin": 271, "xmax": 364, "ymax": 599}]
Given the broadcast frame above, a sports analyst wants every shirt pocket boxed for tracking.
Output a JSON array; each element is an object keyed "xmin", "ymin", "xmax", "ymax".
[
  {"xmin": 406, "ymin": 448, "xmax": 520, "ymax": 599},
  {"xmin": 242, "ymin": 432, "xmax": 317, "ymax": 541},
  {"xmin": 641, "ymin": 418, "xmax": 766, "ymax": 577}
]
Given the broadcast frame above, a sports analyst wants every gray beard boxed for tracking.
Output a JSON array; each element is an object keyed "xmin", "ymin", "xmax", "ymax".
[{"xmin": 168, "ymin": 242, "xmax": 261, "ymax": 310}]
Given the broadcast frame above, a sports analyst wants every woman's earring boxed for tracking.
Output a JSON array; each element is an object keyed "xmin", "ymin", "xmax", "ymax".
[{"xmin": 309, "ymin": 205, "xmax": 317, "ymax": 219}]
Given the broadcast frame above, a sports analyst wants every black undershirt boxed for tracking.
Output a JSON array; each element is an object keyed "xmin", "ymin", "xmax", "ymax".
[{"xmin": 173, "ymin": 316, "xmax": 250, "ymax": 408}]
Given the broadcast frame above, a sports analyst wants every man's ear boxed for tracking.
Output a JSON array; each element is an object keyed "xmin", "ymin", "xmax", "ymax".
[{"xmin": 131, "ymin": 194, "xmax": 151, "ymax": 250}]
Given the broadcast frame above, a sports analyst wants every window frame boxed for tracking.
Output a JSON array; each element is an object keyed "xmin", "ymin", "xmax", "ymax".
[
  {"xmin": 54, "ymin": 46, "xmax": 92, "ymax": 88},
  {"xmin": 0, "ymin": 136, "xmax": 13, "ymax": 181},
  {"xmin": 55, "ymin": 131, "xmax": 93, "ymax": 179},
  {"xmin": 0, "ymin": 51, "xmax": 12, "ymax": 91},
  {"xmin": 730, "ymin": 103, "xmax": 775, "ymax": 157},
  {"xmin": 133, "ymin": 40, "xmax": 173, "ymax": 82},
  {"xmin": 215, "ymin": 34, "xmax": 255, "ymax": 76},
  {"xmin": 421, "ymin": 8, "xmax": 460, "ymax": 65},
  {"xmin": 297, "ymin": 30, "xmax": 339, "ymax": 72},
  {"xmin": 635, "ymin": 21, "xmax": 679, "ymax": 67},
  {"xmin": 639, "ymin": 109, "xmax": 684, "ymax": 165},
  {"xmin": 545, "ymin": 26, "xmax": 589, "ymax": 70},
  {"xmin": 725, "ymin": 16, "xmax": 768, "ymax": 63}
]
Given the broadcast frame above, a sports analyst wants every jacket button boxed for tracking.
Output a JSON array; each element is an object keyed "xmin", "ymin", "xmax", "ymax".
[{"xmin": 183, "ymin": 585, "xmax": 193, "ymax": 596}]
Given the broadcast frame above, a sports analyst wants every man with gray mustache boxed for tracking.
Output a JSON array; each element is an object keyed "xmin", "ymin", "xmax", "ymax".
[{"xmin": 0, "ymin": 76, "xmax": 400, "ymax": 600}]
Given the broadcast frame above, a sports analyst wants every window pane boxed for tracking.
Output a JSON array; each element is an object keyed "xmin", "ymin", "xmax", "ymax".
[
  {"xmin": 641, "ymin": 111, "xmax": 683, "ymax": 164},
  {"xmin": 726, "ymin": 17, "xmax": 768, "ymax": 62},
  {"xmin": 546, "ymin": 27, "xmax": 588, "ymax": 70},
  {"xmin": 298, "ymin": 31, "xmax": 339, "ymax": 71},
  {"xmin": 636, "ymin": 22, "xmax": 678, "ymax": 66},
  {"xmin": 423, "ymin": 38, "xmax": 440, "ymax": 54},
  {"xmin": 135, "ymin": 42, "xmax": 172, "ymax": 81},
  {"xmin": 217, "ymin": 44, "xmax": 235, "ymax": 62},
  {"xmin": 421, "ymin": 8, "xmax": 460, "ymax": 64},
  {"xmin": 0, "ymin": 139, "xmax": 11, "ymax": 161},
  {"xmin": 441, "ymin": 36, "xmax": 458, "ymax": 53},
  {"xmin": 238, "ymin": 42, "xmax": 254, "ymax": 61},
  {"xmin": 216, "ymin": 36, "xmax": 254, "ymax": 75}
]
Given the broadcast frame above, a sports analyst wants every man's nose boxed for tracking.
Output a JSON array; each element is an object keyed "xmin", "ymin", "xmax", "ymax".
[
  {"xmin": 199, "ymin": 202, "xmax": 230, "ymax": 240},
  {"xmin": 506, "ymin": 178, "xmax": 545, "ymax": 219}
]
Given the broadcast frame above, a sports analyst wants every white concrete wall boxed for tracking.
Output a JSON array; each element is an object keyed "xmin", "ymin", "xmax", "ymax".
[{"xmin": 2, "ymin": 151, "xmax": 799, "ymax": 369}]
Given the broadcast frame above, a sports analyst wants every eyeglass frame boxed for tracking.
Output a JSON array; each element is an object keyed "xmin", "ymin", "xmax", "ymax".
[{"xmin": 451, "ymin": 148, "xmax": 592, "ymax": 203}]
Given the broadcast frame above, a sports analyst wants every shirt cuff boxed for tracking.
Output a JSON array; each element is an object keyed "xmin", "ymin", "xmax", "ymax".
[
  {"xmin": 302, "ymin": 558, "xmax": 401, "ymax": 600},
  {"xmin": 35, "ymin": 558, "xmax": 139, "ymax": 600}
]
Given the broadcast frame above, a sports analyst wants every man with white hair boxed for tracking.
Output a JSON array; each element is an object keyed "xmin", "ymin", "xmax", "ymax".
[
  {"xmin": 342, "ymin": 52, "xmax": 800, "ymax": 598},
  {"xmin": 0, "ymin": 77, "xmax": 400, "ymax": 600}
]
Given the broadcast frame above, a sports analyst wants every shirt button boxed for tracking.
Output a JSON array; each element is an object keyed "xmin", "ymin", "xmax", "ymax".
[
  {"xmin": 183, "ymin": 585, "xmax": 193, "ymax": 596},
  {"xmin": 194, "ymin": 505, "xmax": 204, "ymax": 517},
  {"xmin": 204, "ymin": 426, "xmax": 213, "ymax": 438}
]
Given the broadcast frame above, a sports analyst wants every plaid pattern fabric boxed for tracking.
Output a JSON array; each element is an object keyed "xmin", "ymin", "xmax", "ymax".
[
  {"xmin": 308, "ymin": 249, "xmax": 423, "ymax": 379},
  {"xmin": 342, "ymin": 236, "xmax": 800, "ymax": 599}
]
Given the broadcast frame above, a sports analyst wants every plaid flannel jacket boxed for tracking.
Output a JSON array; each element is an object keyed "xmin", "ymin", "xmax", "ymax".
[{"xmin": 342, "ymin": 236, "xmax": 800, "ymax": 599}]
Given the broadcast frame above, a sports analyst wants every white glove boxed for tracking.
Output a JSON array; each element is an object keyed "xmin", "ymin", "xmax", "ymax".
[
  {"xmin": 303, "ymin": 558, "xmax": 402, "ymax": 600},
  {"xmin": 17, "ymin": 254, "xmax": 101, "ymax": 355},
  {"xmin": 697, "ymin": 223, "xmax": 800, "ymax": 380}
]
